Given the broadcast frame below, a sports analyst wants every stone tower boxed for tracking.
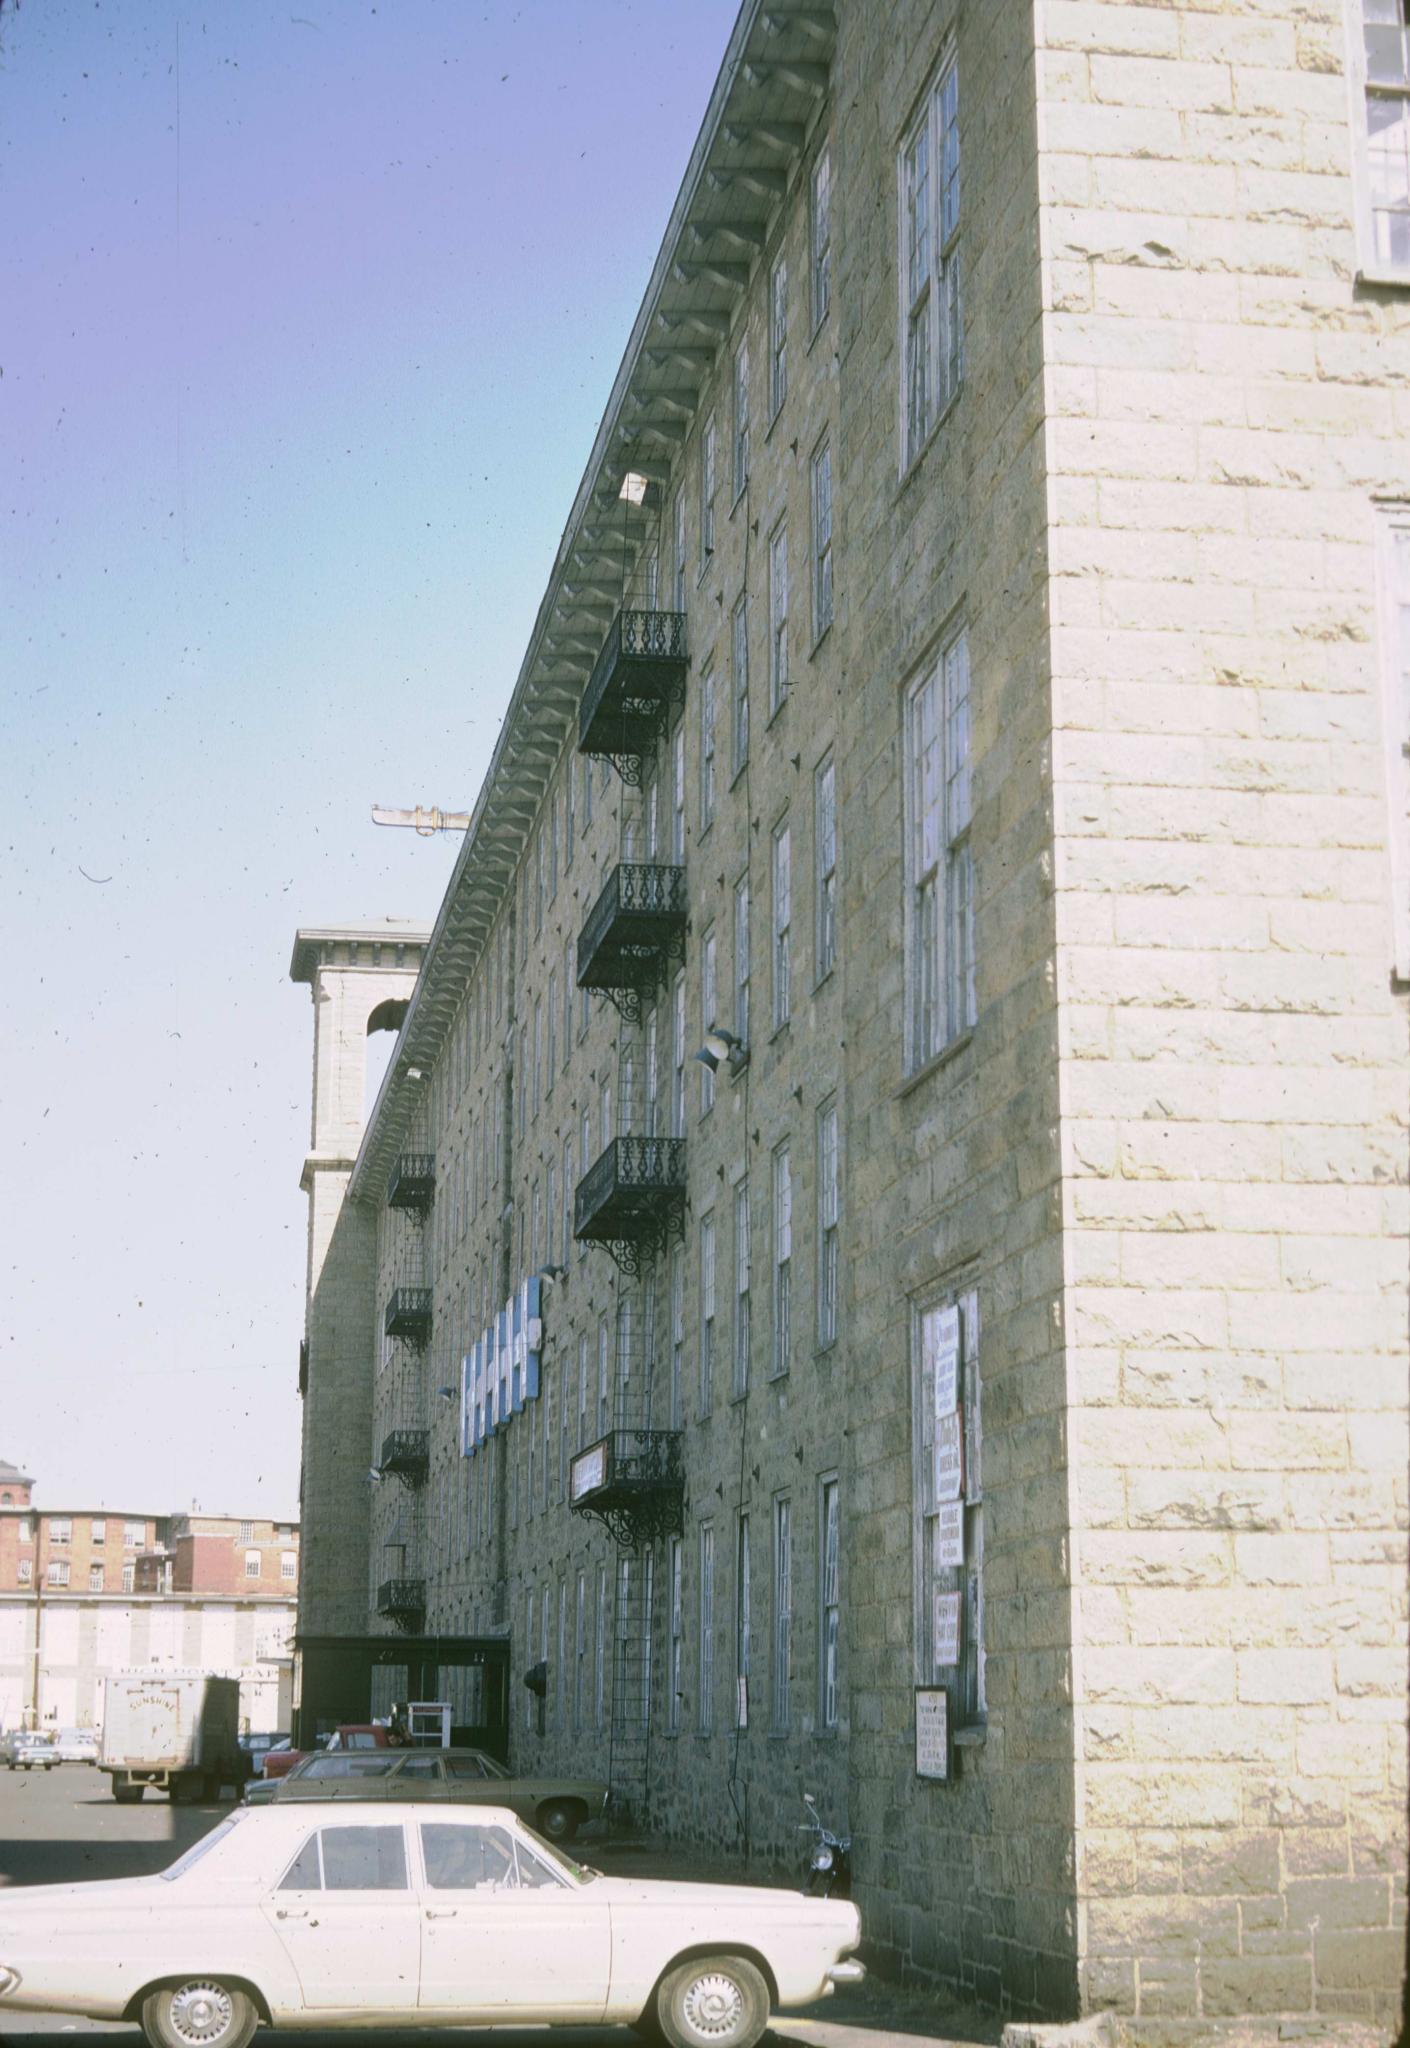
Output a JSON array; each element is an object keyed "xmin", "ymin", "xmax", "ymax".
[{"xmin": 290, "ymin": 922, "xmax": 430, "ymax": 1639}]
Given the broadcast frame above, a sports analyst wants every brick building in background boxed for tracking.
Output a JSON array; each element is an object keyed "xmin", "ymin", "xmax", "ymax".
[
  {"xmin": 0, "ymin": 1469, "xmax": 299, "ymax": 1734},
  {"xmin": 292, "ymin": 0, "xmax": 1408, "ymax": 2033}
]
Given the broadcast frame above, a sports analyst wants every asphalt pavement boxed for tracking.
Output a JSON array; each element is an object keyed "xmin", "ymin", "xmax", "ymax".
[{"xmin": 0, "ymin": 1766, "xmax": 998, "ymax": 2048}]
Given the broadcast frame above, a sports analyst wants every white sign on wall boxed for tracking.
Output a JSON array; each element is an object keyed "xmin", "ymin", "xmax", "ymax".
[
  {"xmin": 915, "ymin": 1687, "xmax": 951, "ymax": 1781},
  {"xmin": 933, "ymin": 1410, "xmax": 964, "ymax": 1504},
  {"xmin": 935, "ymin": 1500, "xmax": 964, "ymax": 1568},
  {"xmin": 932, "ymin": 1589, "xmax": 962, "ymax": 1668}
]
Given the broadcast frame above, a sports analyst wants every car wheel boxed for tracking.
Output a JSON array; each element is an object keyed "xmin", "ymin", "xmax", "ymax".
[
  {"xmin": 140, "ymin": 1979, "xmax": 258, "ymax": 2048},
  {"xmin": 536, "ymin": 1798, "xmax": 580, "ymax": 1842},
  {"xmin": 655, "ymin": 1955, "xmax": 770, "ymax": 2048}
]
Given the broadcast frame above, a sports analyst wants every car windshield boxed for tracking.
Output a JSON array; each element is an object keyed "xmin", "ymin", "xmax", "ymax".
[
  {"xmin": 518, "ymin": 1823, "xmax": 597, "ymax": 1885},
  {"xmin": 160, "ymin": 1811, "xmax": 247, "ymax": 1882},
  {"xmin": 475, "ymin": 1751, "xmax": 508, "ymax": 1779}
]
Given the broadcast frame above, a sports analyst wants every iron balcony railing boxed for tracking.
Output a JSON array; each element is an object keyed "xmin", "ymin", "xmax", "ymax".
[
  {"xmin": 579, "ymin": 609, "xmax": 687, "ymax": 770},
  {"xmin": 379, "ymin": 1430, "xmax": 429, "ymax": 1481},
  {"xmin": 577, "ymin": 862, "xmax": 687, "ymax": 998},
  {"xmin": 569, "ymin": 1429, "xmax": 685, "ymax": 1544},
  {"xmin": 376, "ymin": 1578, "xmax": 426, "ymax": 1620},
  {"xmin": 387, "ymin": 1153, "xmax": 436, "ymax": 1212},
  {"xmin": 574, "ymin": 1135, "xmax": 686, "ymax": 1244},
  {"xmin": 384, "ymin": 1287, "xmax": 433, "ymax": 1342}
]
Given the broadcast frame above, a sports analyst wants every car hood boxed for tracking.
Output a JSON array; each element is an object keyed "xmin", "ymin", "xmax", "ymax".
[
  {"xmin": 589, "ymin": 1876, "xmax": 854, "ymax": 1919},
  {"xmin": 0, "ymin": 1874, "xmax": 164, "ymax": 1917}
]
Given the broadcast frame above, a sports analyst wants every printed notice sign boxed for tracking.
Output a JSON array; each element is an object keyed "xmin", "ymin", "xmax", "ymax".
[
  {"xmin": 915, "ymin": 1687, "xmax": 951, "ymax": 1780},
  {"xmin": 933, "ymin": 1589, "xmax": 962, "ymax": 1668},
  {"xmin": 933, "ymin": 1410, "xmax": 964, "ymax": 1504},
  {"xmin": 935, "ymin": 1499, "xmax": 964, "ymax": 1568},
  {"xmin": 933, "ymin": 1305, "xmax": 960, "ymax": 1415}
]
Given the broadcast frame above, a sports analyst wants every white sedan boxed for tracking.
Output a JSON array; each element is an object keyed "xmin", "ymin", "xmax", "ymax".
[{"xmin": 0, "ymin": 1801, "xmax": 864, "ymax": 2048}]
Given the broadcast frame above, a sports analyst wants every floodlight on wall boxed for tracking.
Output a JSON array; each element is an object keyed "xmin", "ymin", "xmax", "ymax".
[
  {"xmin": 693, "ymin": 1028, "xmax": 746, "ymax": 1076},
  {"xmin": 404, "ymin": 1066, "xmax": 425, "ymax": 1082},
  {"xmin": 367, "ymin": 1467, "xmax": 386, "ymax": 1485},
  {"xmin": 619, "ymin": 471, "xmax": 650, "ymax": 507},
  {"xmin": 536, "ymin": 1265, "xmax": 568, "ymax": 1286},
  {"xmin": 436, "ymin": 1386, "xmax": 456, "ymax": 1405}
]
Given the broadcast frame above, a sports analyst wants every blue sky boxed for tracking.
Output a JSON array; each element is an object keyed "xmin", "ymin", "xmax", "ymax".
[{"xmin": 1, "ymin": 0, "xmax": 739, "ymax": 1516}]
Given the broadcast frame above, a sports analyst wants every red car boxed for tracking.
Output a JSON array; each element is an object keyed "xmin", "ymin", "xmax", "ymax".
[{"xmin": 261, "ymin": 1723, "xmax": 393, "ymax": 1781}]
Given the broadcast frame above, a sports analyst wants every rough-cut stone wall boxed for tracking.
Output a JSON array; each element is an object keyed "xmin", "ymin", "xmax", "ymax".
[
  {"xmin": 1035, "ymin": 0, "xmax": 1410, "ymax": 2028},
  {"xmin": 833, "ymin": 0, "xmax": 1075, "ymax": 2014}
]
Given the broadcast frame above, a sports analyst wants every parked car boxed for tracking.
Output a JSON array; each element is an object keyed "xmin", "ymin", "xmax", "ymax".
[
  {"xmin": 260, "ymin": 1722, "xmax": 380, "ymax": 1781},
  {"xmin": 242, "ymin": 1743, "xmax": 607, "ymax": 1841},
  {"xmin": 0, "ymin": 1801, "xmax": 863, "ymax": 2048},
  {"xmin": 235, "ymin": 1731, "xmax": 289, "ymax": 1780},
  {"xmin": 0, "ymin": 1731, "xmax": 55, "ymax": 1771},
  {"xmin": 52, "ymin": 1728, "xmax": 100, "ymax": 1765}
]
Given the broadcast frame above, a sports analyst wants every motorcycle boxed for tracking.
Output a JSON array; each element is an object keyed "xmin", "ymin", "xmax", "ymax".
[{"xmin": 799, "ymin": 1791, "xmax": 852, "ymax": 1898}]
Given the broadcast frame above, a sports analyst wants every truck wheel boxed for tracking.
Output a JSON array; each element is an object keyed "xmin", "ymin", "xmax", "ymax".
[
  {"xmin": 113, "ymin": 1784, "xmax": 144, "ymax": 1804},
  {"xmin": 140, "ymin": 1978, "xmax": 257, "ymax": 2048},
  {"xmin": 536, "ymin": 1798, "xmax": 581, "ymax": 1843},
  {"xmin": 655, "ymin": 1954, "xmax": 770, "ymax": 2048}
]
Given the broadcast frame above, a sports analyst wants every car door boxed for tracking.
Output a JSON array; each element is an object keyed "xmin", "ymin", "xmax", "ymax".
[
  {"xmin": 414, "ymin": 1817, "xmax": 612, "ymax": 2017},
  {"xmin": 259, "ymin": 1819, "xmax": 421, "ymax": 2013}
]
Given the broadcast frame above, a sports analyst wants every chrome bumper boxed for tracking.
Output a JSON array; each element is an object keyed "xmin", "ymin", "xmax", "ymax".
[{"xmin": 827, "ymin": 1960, "xmax": 866, "ymax": 1987}]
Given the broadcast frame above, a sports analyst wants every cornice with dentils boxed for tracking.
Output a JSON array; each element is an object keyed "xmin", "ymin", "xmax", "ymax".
[{"xmin": 349, "ymin": 1, "xmax": 835, "ymax": 1207}]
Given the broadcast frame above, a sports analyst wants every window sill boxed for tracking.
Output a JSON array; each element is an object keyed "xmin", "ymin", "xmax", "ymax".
[
  {"xmin": 809, "ymin": 620, "xmax": 833, "ymax": 661},
  {"xmin": 1355, "ymin": 265, "xmax": 1410, "ymax": 293},
  {"xmin": 730, "ymin": 483, "xmax": 748, "ymax": 517},
  {"xmin": 953, "ymin": 1723, "xmax": 987, "ymax": 1749},
  {"xmin": 769, "ymin": 1018, "xmax": 791, "ymax": 1046},
  {"xmin": 764, "ymin": 401, "xmax": 786, "ymax": 445},
  {"xmin": 806, "ymin": 312, "xmax": 830, "ymax": 357},
  {"xmin": 765, "ymin": 693, "xmax": 789, "ymax": 731},
  {"xmin": 895, "ymin": 1029, "xmax": 973, "ymax": 1100}
]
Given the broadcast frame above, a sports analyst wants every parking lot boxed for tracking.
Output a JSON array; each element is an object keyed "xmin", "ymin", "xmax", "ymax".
[{"xmin": 0, "ymin": 1766, "xmax": 993, "ymax": 2048}]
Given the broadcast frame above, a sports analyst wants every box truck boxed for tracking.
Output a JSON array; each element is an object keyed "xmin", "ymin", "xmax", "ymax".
[{"xmin": 99, "ymin": 1672, "xmax": 241, "ymax": 1804}]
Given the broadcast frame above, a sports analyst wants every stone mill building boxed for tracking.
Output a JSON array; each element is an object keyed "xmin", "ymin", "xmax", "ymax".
[{"xmin": 289, "ymin": 0, "xmax": 1409, "ymax": 2032}]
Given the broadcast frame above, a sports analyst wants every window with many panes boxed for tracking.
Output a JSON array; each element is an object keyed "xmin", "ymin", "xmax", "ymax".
[
  {"xmin": 771, "ymin": 1494, "xmax": 792, "ymax": 1729},
  {"xmin": 772, "ymin": 820, "xmax": 792, "ymax": 1029},
  {"xmin": 700, "ymin": 414, "xmax": 717, "ymax": 570},
  {"xmin": 769, "ymin": 523, "xmax": 789, "ymax": 713},
  {"xmin": 673, "ymin": 490, "xmax": 687, "ymax": 610},
  {"xmin": 733, "ymin": 340, "xmax": 750, "ymax": 500},
  {"xmin": 668, "ymin": 1536, "xmax": 683, "ymax": 1732},
  {"xmin": 819, "ymin": 1476, "xmax": 840, "ymax": 1730},
  {"xmin": 815, "ymin": 752, "xmax": 837, "ymax": 981},
  {"xmin": 912, "ymin": 1289, "xmax": 984, "ymax": 1725},
  {"xmin": 817, "ymin": 1098, "xmax": 839, "ymax": 1349},
  {"xmin": 1374, "ymin": 502, "xmax": 1410, "ymax": 977},
  {"xmin": 1353, "ymin": 1, "xmax": 1410, "ymax": 274},
  {"xmin": 698, "ymin": 1522, "xmax": 715, "ymax": 1731},
  {"xmin": 672, "ymin": 724, "xmax": 686, "ymax": 862},
  {"xmin": 701, "ymin": 668, "xmax": 717, "ymax": 828},
  {"xmin": 769, "ymin": 256, "xmax": 788, "ymax": 418},
  {"xmin": 733, "ymin": 1178, "xmax": 751, "ymax": 1398},
  {"xmin": 906, "ymin": 628, "xmax": 975, "ymax": 1068},
  {"xmin": 700, "ymin": 1212, "xmax": 716, "ymax": 1417},
  {"xmin": 670, "ymin": 1249, "xmax": 685, "ymax": 1430},
  {"xmin": 734, "ymin": 877, "xmax": 751, "ymax": 1045},
  {"xmin": 50, "ymin": 1518, "xmax": 71, "ymax": 1546},
  {"xmin": 701, "ymin": 929, "xmax": 717, "ymax": 1114},
  {"xmin": 771, "ymin": 1142, "xmax": 792, "ymax": 1378},
  {"xmin": 734, "ymin": 1514, "xmax": 752, "ymax": 1728},
  {"xmin": 731, "ymin": 596, "xmax": 749, "ymax": 777},
  {"xmin": 672, "ymin": 972, "xmax": 687, "ymax": 1137},
  {"xmin": 811, "ymin": 441, "xmax": 833, "ymax": 639},
  {"xmin": 811, "ymin": 149, "xmax": 832, "ymax": 330},
  {"xmin": 900, "ymin": 53, "xmax": 961, "ymax": 468}
]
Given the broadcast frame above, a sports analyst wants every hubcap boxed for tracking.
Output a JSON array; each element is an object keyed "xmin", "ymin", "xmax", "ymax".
[
  {"xmin": 168, "ymin": 1982, "xmax": 235, "ymax": 2046},
  {"xmin": 682, "ymin": 1971, "xmax": 746, "ymax": 2041}
]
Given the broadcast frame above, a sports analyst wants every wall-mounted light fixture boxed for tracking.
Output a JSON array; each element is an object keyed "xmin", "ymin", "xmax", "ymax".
[{"xmin": 693, "ymin": 1028, "xmax": 747, "ymax": 1077}]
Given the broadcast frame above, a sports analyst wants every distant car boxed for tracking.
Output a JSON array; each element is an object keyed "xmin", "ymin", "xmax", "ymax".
[
  {"xmin": 235, "ymin": 1732, "xmax": 289, "ymax": 1780},
  {"xmin": 0, "ymin": 1800, "xmax": 864, "ymax": 2048},
  {"xmin": 0, "ymin": 1731, "xmax": 55, "ymax": 1771},
  {"xmin": 243, "ymin": 1743, "xmax": 608, "ymax": 1841},
  {"xmin": 52, "ymin": 1728, "xmax": 100, "ymax": 1765},
  {"xmin": 260, "ymin": 1723, "xmax": 379, "ymax": 1781}
]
